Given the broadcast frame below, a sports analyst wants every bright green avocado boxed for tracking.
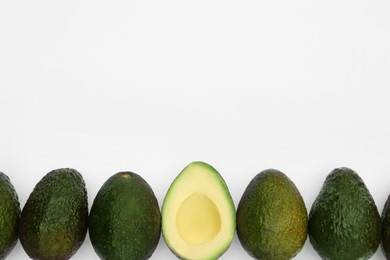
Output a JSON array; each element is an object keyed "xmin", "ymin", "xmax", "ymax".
[
  {"xmin": 0, "ymin": 172, "xmax": 20, "ymax": 259},
  {"xmin": 89, "ymin": 171, "xmax": 161, "ymax": 260},
  {"xmin": 308, "ymin": 167, "xmax": 381, "ymax": 260},
  {"xmin": 236, "ymin": 169, "xmax": 308, "ymax": 260},
  {"xmin": 19, "ymin": 168, "xmax": 88, "ymax": 260},
  {"xmin": 162, "ymin": 161, "xmax": 236, "ymax": 260}
]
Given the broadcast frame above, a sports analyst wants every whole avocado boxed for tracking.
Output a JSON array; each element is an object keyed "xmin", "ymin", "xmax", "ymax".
[
  {"xmin": 382, "ymin": 196, "xmax": 390, "ymax": 259},
  {"xmin": 236, "ymin": 169, "xmax": 308, "ymax": 260},
  {"xmin": 19, "ymin": 168, "xmax": 88, "ymax": 260},
  {"xmin": 89, "ymin": 172, "xmax": 161, "ymax": 260},
  {"xmin": 0, "ymin": 172, "xmax": 20, "ymax": 259},
  {"xmin": 308, "ymin": 167, "xmax": 381, "ymax": 260}
]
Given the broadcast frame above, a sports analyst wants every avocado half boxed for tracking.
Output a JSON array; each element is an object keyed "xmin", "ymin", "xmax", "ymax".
[{"xmin": 162, "ymin": 161, "xmax": 236, "ymax": 259}]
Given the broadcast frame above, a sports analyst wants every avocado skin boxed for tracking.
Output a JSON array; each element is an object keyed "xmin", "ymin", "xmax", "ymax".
[
  {"xmin": 236, "ymin": 169, "xmax": 308, "ymax": 260},
  {"xmin": 19, "ymin": 168, "xmax": 88, "ymax": 260},
  {"xmin": 89, "ymin": 172, "xmax": 161, "ymax": 260},
  {"xmin": 0, "ymin": 172, "xmax": 20, "ymax": 259},
  {"xmin": 382, "ymin": 195, "xmax": 390, "ymax": 259},
  {"xmin": 308, "ymin": 167, "xmax": 381, "ymax": 260}
]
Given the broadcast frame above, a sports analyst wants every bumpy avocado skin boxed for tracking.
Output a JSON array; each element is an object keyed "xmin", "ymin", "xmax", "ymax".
[
  {"xmin": 19, "ymin": 168, "xmax": 88, "ymax": 260},
  {"xmin": 89, "ymin": 172, "xmax": 161, "ymax": 260},
  {"xmin": 382, "ymin": 196, "xmax": 390, "ymax": 259},
  {"xmin": 236, "ymin": 169, "xmax": 308, "ymax": 260},
  {"xmin": 0, "ymin": 172, "xmax": 20, "ymax": 259},
  {"xmin": 308, "ymin": 167, "xmax": 381, "ymax": 260}
]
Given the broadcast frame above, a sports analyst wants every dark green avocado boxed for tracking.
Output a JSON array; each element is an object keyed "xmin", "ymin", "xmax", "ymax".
[
  {"xmin": 19, "ymin": 168, "xmax": 88, "ymax": 260},
  {"xmin": 89, "ymin": 172, "xmax": 161, "ymax": 260},
  {"xmin": 0, "ymin": 171, "xmax": 20, "ymax": 259},
  {"xmin": 382, "ymin": 195, "xmax": 390, "ymax": 259},
  {"xmin": 236, "ymin": 169, "xmax": 308, "ymax": 260},
  {"xmin": 308, "ymin": 167, "xmax": 381, "ymax": 260}
]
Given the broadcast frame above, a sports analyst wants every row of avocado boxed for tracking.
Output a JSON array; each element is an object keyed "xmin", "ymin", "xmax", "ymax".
[{"xmin": 0, "ymin": 161, "xmax": 388, "ymax": 260}]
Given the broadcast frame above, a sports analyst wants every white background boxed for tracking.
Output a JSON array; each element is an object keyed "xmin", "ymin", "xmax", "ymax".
[{"xmin": 1, "ymin": 0, "xmax": 390, "ymax": 259}]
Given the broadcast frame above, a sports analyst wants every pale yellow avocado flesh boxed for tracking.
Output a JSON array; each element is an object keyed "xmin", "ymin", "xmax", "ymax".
[
  {"xmin": 176, "ymin": 193, "xmax": 221, "ymax": 245},
  {"xmin": 162, "ymin": 162, "xmax": 235, "ymax": 260}
]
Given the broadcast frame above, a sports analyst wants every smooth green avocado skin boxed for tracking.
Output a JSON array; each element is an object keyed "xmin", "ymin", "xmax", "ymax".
[
  {"xmin": 381, "ymin": 196, "xmax": 390, "ymax": 259},
  {"xmin": 89, "ymin": 172, "xmax": 161, "ymax": 260},
  {"xmin": 308, "ymin": 167, "xmax": 381, "ymax": 260},
  {"xmin": 236, "ymin": 169, "xmax": 308, "ymax": 260},
  {"xmin": 19, "ymin": 168, "xmax": 88, "ymax": 260},
  {"xmin": 0, "ymin": 172, "xmax": 20, "ymax": 259}
]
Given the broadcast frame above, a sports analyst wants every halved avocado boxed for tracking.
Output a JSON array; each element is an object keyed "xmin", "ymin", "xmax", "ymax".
[{"xmin": 162, "ymin": 161, "xmax": 235, "ymax": 259}]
